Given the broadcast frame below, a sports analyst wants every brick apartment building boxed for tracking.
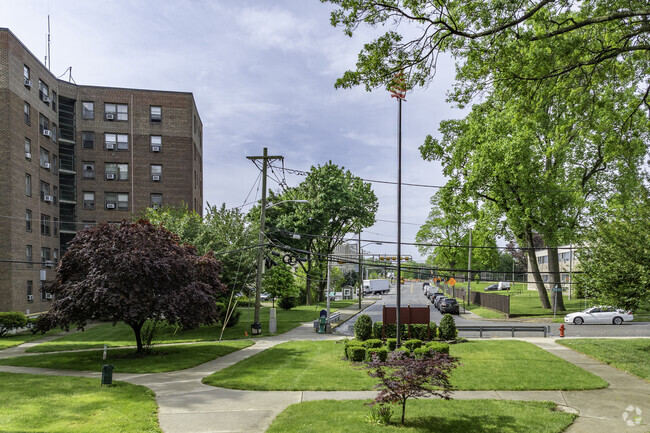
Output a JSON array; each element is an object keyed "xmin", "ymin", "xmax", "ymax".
[{"xmin": 0, "ymin": 28, "xmax": 203, "ymax": 314}]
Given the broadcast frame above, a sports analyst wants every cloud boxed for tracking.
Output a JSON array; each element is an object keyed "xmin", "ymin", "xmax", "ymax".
[{"xmin": 237, "ymin": 7, "xmax": 314, "ymax": 52}]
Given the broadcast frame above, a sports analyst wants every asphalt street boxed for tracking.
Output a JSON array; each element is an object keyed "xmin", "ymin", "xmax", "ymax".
[{"xmin": 336, "ymin": 282, "xmax": 650, "ymax": 339}]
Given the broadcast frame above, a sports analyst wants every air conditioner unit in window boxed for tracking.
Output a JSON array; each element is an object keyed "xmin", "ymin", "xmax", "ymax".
[
  {"xmin": 45, "ymin": 293, "xmax": 53, "ymax": 299},
  {"xmin": 106, "ymin": 173, "xmax": 116, "ymax": 180},
  {"xmin": 152, "ymin": 146, "xmax": 161, "ymax": 152},
  {"xmin": 105, "ymin": 143, "xmax": 115, "ymax": 150},
  {"xmin": 106, "ymin": 203, "xmax": 116, "ymax": 209},
  {"xmin": 43, "ymin": 162, "xmax": 51, "ymax": 169},
  {"xmin": 83, "ymin": 202, "xmax": 94, "ymax": 209},
  {"xmin": 42, "ymin": 129, "xmax": 52, "ymax": 137},
  {"xmin": 152, "ymin": 175, "xmax": 161, "ymax": 181},
  {"xmin": 45, "ymin": 260, "xmax": 54, "ymax": 267},
  {"xmin": 25, "ymin": 152, "xmax": 32, "ymax": 160},
  {"xmin": 42, "ymin": 95, "xmax": 51, "ymax": 103},
  {"xmin": 44, "ymin": 195, "xmax": 53, "ymax": 202},
  {"xmin": 27, "ymin": 295, "xmax": 34, "ymax": 301},
  {"xmin": 24, "ymin": 78, "xmax": 32, "ymax": 88},
  {"xmin": 105, "ymin": 113, "xmax": 115, "ymax": 120}
]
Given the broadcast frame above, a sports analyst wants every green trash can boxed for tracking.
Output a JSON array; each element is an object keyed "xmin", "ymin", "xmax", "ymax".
[{"xmin": 101, "ymin": 364, "xmax": 114, "ymax": 386}]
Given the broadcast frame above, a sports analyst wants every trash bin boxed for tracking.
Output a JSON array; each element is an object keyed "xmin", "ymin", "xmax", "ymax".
[
  {"xmin": 251, "ymin": 322, "xmax": 262, "ymax": 335},
  {"xmin": 101, "ymin": 364, "xmax": 114, "ymax": 386}
]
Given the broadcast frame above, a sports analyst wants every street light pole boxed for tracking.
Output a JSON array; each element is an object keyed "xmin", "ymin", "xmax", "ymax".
[
  {"xmin": 467, "ymin": 228, "xmax": 472, "ymax": 306},
  {"xmin": 358, "ymin": 231, "xmax": 362, "ymax": 309}
]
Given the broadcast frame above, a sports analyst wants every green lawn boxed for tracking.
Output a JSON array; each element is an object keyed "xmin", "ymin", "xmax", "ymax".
[
  {"xmin": 0, "ymin": 372, "xmax": 160, "ymax": 432},
  {"xmin": 557, "ymin": 338, "xmax": 650, "ymax": 381},
  {"xmin": 26, "ymin": 301, "xmax": 356, "ymax": 353},
  {"xmin": 203, "ymin": 340, "xmax": 607, "ymax": 391},
  {"xmin": 0, "ymin": 329, "xmax": 60, "ymax": 350},
  {"xmin": 267, "ymin": 399, "xmax": 575, "ymax": 433},
  {"xmin": 0, "ymin": 341, "xmax": 252, "ymax": 373}
]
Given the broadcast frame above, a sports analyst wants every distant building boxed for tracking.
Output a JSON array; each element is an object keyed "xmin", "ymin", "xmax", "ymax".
[
  {"xmin": 526, "ymin": 246, "xmax": 578, "ymax": 291},
  {"xmin": 332, "ymin": 243, "xmax": 359, "ymax": 274},
  {"xmin": 0, "ymin": 28, "xmax": 203, "ymax": 314}
]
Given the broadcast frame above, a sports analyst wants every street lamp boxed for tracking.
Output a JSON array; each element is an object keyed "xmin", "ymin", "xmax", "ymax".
[{"xmin": 252, "ymin": 198, "xmax": 309, "ymax": 335}]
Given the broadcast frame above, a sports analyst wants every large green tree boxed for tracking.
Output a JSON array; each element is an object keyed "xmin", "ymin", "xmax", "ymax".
[{"xmin": 263, "ymin": 162, "xmax": 379, "ymax": 304}]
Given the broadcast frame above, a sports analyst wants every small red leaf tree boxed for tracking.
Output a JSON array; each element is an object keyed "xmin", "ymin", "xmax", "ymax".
[
  {"xmin": 366, "ymin": 350, "xmax": 459, "ymax": 424},
  {"xmin": 38, "ymin": 220, "xmax": 227, "ymax": 353}
]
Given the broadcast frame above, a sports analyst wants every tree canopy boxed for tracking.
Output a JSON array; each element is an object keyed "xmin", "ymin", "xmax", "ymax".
[{"xmin": 38, "ymin": 220, "xmax": 226, "ymax": 352}]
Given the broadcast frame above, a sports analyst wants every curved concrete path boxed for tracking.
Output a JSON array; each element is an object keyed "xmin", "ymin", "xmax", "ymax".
[{"xmin": 1, "ymin": 308, "xmax": 648, "ymax": 432}]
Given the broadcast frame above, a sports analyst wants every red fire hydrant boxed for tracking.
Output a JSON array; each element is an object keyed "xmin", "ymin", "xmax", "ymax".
[{"xmin": 559, "ymin": 324, "xmax": 565, "ymax": 338}]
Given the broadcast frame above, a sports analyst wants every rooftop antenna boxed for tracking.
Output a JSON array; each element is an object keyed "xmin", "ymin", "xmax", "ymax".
[{"xmin": 45, "ymin": 15, "xmax": 51, "ymax": 70}]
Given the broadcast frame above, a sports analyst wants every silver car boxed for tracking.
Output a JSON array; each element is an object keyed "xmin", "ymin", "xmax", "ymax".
[{"xmin": 564, "ymin": 306, "xmax": 633, "ymax": 325}]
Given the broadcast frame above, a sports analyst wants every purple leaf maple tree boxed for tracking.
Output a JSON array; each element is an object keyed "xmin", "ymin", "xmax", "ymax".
[
  {"xmin": 366, "ymin": 350, "xmax": 459, "ymax": 424},
  {"xmin": 37, "ymin": 220, "xmax": 227, "ymax": 353}
]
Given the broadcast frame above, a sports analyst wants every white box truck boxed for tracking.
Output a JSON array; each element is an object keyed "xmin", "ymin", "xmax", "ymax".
[{"xmin": 363, "ymin": 279, "xmax": 390, "ymax": 295}]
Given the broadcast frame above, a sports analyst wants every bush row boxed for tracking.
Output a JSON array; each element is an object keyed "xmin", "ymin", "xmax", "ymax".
[
  {"xmin": 0, "ymin": 312, "xmax": 28, "ymax": 337},
  {"xmin": 343, "ymin": 338, "xmax": 450, "ymax": 362}
]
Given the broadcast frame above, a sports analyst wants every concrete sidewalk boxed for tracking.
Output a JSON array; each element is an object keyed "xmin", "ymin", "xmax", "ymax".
[{"xmin": 1, "ymin": 320, "xmax": 648, "ymax": 432}]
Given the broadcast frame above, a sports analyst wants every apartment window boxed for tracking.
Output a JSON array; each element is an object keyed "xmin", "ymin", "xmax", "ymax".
[
  {"xmin": 26, "ymin": 245, "xmax": 33, "ymax": 268},
  {"xmin": 24, "ymin": 65, "xmax": 30, "ymax": 82},
  {"xmin": 105, "ymin": 133, "xmax": 129, "ymax": 151},
  {"xmin": 53, "ymin": 249, "xmax": 59, "ymax": 263},
  {"xmin": 25, "ymin": 138, "xmax": 31, "ymax": 160},
  {"xmin": 543, "ymin": 274, "xmax": 549, "ymax": 282},
  {"xmin": 39, "ymin": 114, "xmax": 50, "ymax": 136},
  {"xmin": 83, "ymin": 221, "xmax": 97, "ymax": 229},
  {"xmin": 82, "ymin": 131, "xmax": 95, "ymax": 149},
  {"xmin": 25, "ymin": 174, "xmax": 31, "ymax": 196},
  {"xmin": 27, "ymin": 281, "xmax": 33, "ymax": 301},
  {"xmin": 151, "ymin": 164, "xmax": 162, "ymax": 181},
  {"xmin": 52, "ymin": 91, "xmax": 57, "ymax": 112},
  {"xmin": 24, "ymin": 102, "xmax": 30, "ymax": 125},
  {"xmin": 150, "ymin": 106, "xmax": 162, "ymax": 122},
  {"xmin": 53, "ymin": 217, "xmax": 58, "ymax": 237},
  {"xmin": 151, "ymin": 193, "xmax": 163, "ymax": 209},
  {"xmin": 51, "ymin": 124, "xmax": 57, "ymax": 142},
  {"xmin": 82, "ymin": 101, "xmax": 94, "ymax": 119},
  {"xmin": 41, "ymin": 247, "xmax": 51, "ymax": 266},
  {"xmin": 39, "ymin": 148, "xmax": 50, "ymax": 169},
  {"xmin": 105, "ymin": 192, "xmax": 117, "ymax": 209},
  {"xmin": 41, "ymin": 215, "xmax": 51, "ymax": 235},
  {"xmin": 105, "ymin": 103, "xmax": 128, "ymax": 121},
  {"xmin": 53, "ymin": 186, "xmax": 58, "ymax": 206},
  {"xmin": 38, "ymin": 80, "xmax": 50, "ymax": 104},
  {"xmin": 150, "ymin": 135, "xmax": 162, "ymax": 152},
  {"xmin": 117, "ymin": 193, "xmax": 129, "ymax": 210},
  {"xmin": 537, "ymin": 256, "xmax": 548, "ymax": 265},
  {"xmin": 26, "ymin": 209, "xmax": 32, "ymax": 232},
  {"xmin": 105, "ymin": 163, "xmax": 128, "ymax": 180},
  {"xmin": 52, "ymin": 155, "xmax": 58, "ymax": 175},
  {"xmin": 83, "ymin": 192, "xmax": 95, "ymax": 209},
  {"xmin": 82, "ymin": 162, "xmax": 95, "ymax": 179}
]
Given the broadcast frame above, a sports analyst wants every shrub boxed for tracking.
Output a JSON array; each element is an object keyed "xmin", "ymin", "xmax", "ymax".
[
  {"xmin": 215, "ymin": 302, "xmax": 241, "ymax": 328},
  {"xmin": 277, "ymin": 296, "xmax": 296, "ymax": 311},
  {"xmin": 386, "ymin": 338, "xmax": 397, "ymax": 351},
  {"xmin": 366, "ymin": 346, "xmax": 389, "ymax": 362},
  {"xmin": 403, "ymin": 339, "xmax": 423, "ymax": 352},
  {"xmin": 413, "ymin": 347, "xmax": 434, "ymax": 359},
  {"xmin": 383, "ymin": 323, "xmax": 408, "ymax": 340},
  {"xmin": 349, "ymin": 346, "xmax": 367, "ymax": 362},
  {"xmin": 344, "ymin": 339, "xmax": 364, "ymax": 359},
  {"xmin": 0, "ymin": 312, "xmax": 28, "ymax": 337},
  {"xmin": 429, "ymin": 322, "xmax": 438, "ymax": 340},
  {"xmin": 354, "ymin": 314, "xmax": 373, "ymax": 341},
  {"xmin": 372, "ymin": 321, "xmax": 384, "ymax": 339},
  {"xmin": 366, "ymin": 404, "xmax": 393, "ymax": 425},
  {"xmin": 26, "ymin": 317, "xmax": 40, "ymax": 334},
  {"xmin": 364, "ymin": 339, "xmax": 383, "ymax": 349},
  {"xmin": 439, "ymin": 314, "xmax": 457, "ymax": 340},
  {"xmin": 409, "ymin": 324, "xmax": 428, "ymax": 341},
  {"xmin": 394, "ymin": 346, "xmax": 410, "ymax": 357},
  {"xmin": 425, "ymin": 341, "xmax": 450, "ymax": 355}
]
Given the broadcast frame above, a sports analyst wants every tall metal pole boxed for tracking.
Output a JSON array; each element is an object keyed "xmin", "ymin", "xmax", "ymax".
[
  {"xmin": 253, "ymin": 148, "xmax": 269, "ymax": 332},
  {"xmin": 326, "ymin": 254, "xmax": 331, "ymax": 323},
  {"xmin": 396, "ymin": 95, "xmax": 403, "ymax": 348},
  {"xmin": 358, "ymin": 231, "xmax": 362, "ymax": 309},
  {"xmin": 467, "ymin": 228, "xmax": 472, "ymax": 305}
]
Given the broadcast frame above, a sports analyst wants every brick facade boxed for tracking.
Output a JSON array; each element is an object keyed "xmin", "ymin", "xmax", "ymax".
[{"xmin": 0, "ymin": 28, "xmax": 203, "ymax": 314}]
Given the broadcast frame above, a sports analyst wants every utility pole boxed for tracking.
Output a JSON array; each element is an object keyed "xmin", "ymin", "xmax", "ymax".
[
  {"xmin": 246, "ymin": 148, "xmax": 283, "ymax": 335},
  {"xmin": 467, "ymin": 228, "xmax": 472, "ymax": 306},
  {"xmin": 358, "ymin": 231, "xmax": 362, "ymax": 309}
]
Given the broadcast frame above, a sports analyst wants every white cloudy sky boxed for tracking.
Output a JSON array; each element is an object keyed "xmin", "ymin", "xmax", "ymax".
[{"xmin": 1, "ymin": 0, "xmax": 466, "ymax": 261}]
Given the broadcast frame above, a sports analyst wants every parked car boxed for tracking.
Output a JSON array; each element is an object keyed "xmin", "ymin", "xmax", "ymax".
[
  {"xmin": 564, "ymin": 306, "xmax": 633, "ymax": 325},
  {"xmin": 259, "ymin": 292, "xmax": 272, "ymax": 301},
  {"xmin": 484, "ymin": 284, "xmax": 500, "ymax": 291},
  {"xmin": 434, "ymin": 296, "xmax": 447, "ymax": 310},
  {"xmin": 498, "ymin": 282, "xmax": 511, "ymax": 291},
  {"xmin": 440, "ymin": 298, "xmax": 460, "ymax": 315},
  {"xmin": 430, "ymin": 292, "xmax": 445, "ymax": 305},
  {"xmin": 422, "ymin": 282, "xmax": 430, "ymax": 290},
  {"xmin": 485, "ymin": 283, "xmax": 509, "ymax": 291}
]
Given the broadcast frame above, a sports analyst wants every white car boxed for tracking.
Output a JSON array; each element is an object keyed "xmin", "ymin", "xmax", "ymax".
[{"xmin": 564, "ymin": 306, "xmax": 633, "ymax": 325}]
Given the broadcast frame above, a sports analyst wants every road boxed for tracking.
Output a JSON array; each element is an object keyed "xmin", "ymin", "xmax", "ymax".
[{"xmin": 336, "ymin": 282, "xmax": 650, "ymax": 338}]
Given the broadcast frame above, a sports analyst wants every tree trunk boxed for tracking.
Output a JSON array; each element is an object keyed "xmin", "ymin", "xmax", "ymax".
[
  {"xmin": 547, "ymin": 247, "xmax": 566, "ymax": 312},
  {"xmin": 525, "ymin": 231, "xmax": 551, "ymax": 309},
  {"xmin": 305, "ymin": 253, "xmax": 312, "ymax": 306},
  {"xmin": 401, "ymin": 399, "xmax": 407, "ymax": 424},
  {"xmin": 131, "ymin": 321, "xmax": 145, "ymax": 353}
]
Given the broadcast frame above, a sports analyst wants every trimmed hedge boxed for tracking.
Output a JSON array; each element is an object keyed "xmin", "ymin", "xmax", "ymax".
[
  {"xmin": 344, "ymin": 339, "xmax": 365, "ymax": 359},
  {"xmin": 386, "ymin": 338, "xmax": 397, "ymax": 351},
  {"xmin": 403, "ymin": 339, "xmax": 423, "ymax": 352},
  {"xmin": 363, "ymin": 339, "xmax": 383, "ymax": 349},
  {"xmin": 0, "ymin": 312, "xmax": 28, "ymax": 337},
  {"xmin": 425, "ymin": 341, "xmax": 450, "ymax": 354},
  {"xmin": 366, "ymin": 346, "xmax": 389, "ymax": 362},
  {"xmin": 354, "ymin": 314, "xmax": 373, "ymax": 341},
  {"xmin": 372, "ymin": 321, "xmax": 384, "ymax": 339},
  {"xmin": 372, "ymin": 321, "xmax": 438, "ymax": 341},
  {"xmin": 348, "ymin": 346, "xmax": 367, "ymax": 362}
]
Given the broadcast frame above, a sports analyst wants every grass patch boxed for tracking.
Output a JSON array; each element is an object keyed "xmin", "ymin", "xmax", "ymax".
[
  {"xmin": 26, "ymin": 301, "xmax": 356, "ymax": 353},
  {"xmin": 267, "ymin": 399, "xmax": 575, "ymax": 433},
  {"xmin": 463, "ymin": 304, "xmax": 506, "ymax": 319},
  {"xmin": 203, "ymin": 340, "xmax": 607, "ymax": 391},
  {"xmin": 557, "ymin": 338, "xmax": 650, "ymax": 381},
  {"xmin": 0, "ymin": 341, "xmax": 252, "ymax": 373},
  {"xmin": 0, "ymin": 329, "xmax": 60, "ymax": 350},
  {"xmin": 0, "ymin": 372, "xmax": 160, "ymax": 432}
]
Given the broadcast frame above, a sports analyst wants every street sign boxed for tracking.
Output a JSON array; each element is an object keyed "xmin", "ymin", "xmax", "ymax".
[
  {"xmin": 448, "ymin": 277, "xmax": 457, "ymax": 287},
  {"xmin": 552, "ymin": 287, "xmax": 562, "ymax": 292}
]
